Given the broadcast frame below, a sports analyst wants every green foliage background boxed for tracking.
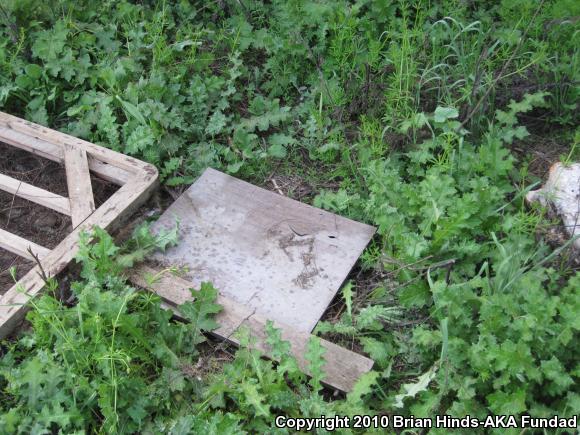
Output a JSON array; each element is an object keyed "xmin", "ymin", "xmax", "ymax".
[{"xmin": 0, "ymin": 0, "xmax": 578, "ymax": 433}]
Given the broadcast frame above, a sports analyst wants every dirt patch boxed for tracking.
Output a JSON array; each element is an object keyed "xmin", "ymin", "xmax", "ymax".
[
  {"xmin": 0, "ymin": 142, "xmax": 118, "ymax": 294},
  {"xmin": 511, "ymin": 133, "xmax": 572, "ymax": 180}
]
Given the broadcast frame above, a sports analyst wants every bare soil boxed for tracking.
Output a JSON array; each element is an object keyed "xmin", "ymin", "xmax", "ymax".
[{"xmin": 0, "ymin": 142, "xmax": 118, "ymax": 294}]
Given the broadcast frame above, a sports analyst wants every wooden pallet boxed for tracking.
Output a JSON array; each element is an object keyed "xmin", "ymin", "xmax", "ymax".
[{"xmin": 0, "ymin": 112, "xmax": 158, "ymax": 337}]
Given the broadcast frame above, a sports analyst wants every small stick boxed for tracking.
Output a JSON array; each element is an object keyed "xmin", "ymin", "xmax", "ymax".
[
  {"xmin": 271, "ymin": 178, "xmax": 284, "ymax": 195},
  {"xmin": 27, "ymin": 246, "xmax": 50, "ymax": 285}
]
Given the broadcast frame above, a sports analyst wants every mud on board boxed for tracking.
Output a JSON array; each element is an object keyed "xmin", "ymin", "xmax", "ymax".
[{"xmin": 150, "ymin": 168, "xmax": 375, "ymax": 333}]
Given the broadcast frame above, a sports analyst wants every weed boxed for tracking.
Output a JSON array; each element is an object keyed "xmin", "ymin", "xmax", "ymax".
[{"xmin": 0, "ymin": 0, "xmax": 579, "ymax": 432}]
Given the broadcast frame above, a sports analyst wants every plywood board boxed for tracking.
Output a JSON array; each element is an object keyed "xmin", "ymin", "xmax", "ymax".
[{"xmin": 150, "ymin": 168, "xmax": 375, "ymax": 333}]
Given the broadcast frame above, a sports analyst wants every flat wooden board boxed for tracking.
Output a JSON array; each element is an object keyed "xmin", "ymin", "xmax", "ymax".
[
  {"xmin": 130, "ymin": 265, "xmax": 374, "ymax": 393},
  {"xmin": 0, "ymin": 172, "xmax": 71, "ymax": 215},
  {"xmin": 64, "ymin": 144, "xmax": 95, "ymax": 227},
  {"xmin": 0, "ymin": 228, "xmax": 50, "ymax": 260},
  {"xmin": 151, "ymin": 168, "xmax": 375, "ymax": 333}
]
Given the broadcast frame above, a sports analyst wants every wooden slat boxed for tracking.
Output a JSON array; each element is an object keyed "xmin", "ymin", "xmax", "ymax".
[
  {"xmin": 89, "ymin": 159, "xmax": 131, "ymax": 185},
  {"xmin": 128, "ymin": 265, "xmax": 374, "ymax": 393},
  {"xmin": 0, "ymin": 174, "xmax": 159, "ymax": 338},
  {"xmin": 0, "ymin": 123, "xmax": 130, "ymax": 185},
  {"xmin": 0, "ymin": 173, "xmax": 71, "ymax": 215},
  {"xmin": 64, "ymin": 144, "xmax": 95, "ymax": 227},
  {"xmin": 0, "ymin": 112, "xmax": 153, "ymax": 179},
  {"xmin": 0, "ymin": 228, "xmax": 50, "ymax": 260}
]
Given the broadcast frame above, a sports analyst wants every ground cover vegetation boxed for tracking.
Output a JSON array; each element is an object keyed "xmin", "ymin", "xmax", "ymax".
[{"xmin": 0, "ymin": 0, "xmax": 579, "ymax": 433}]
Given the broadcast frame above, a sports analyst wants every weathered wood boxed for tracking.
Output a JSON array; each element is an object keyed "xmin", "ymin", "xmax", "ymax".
[
  {"xmin": 0, "ymin": 228, "xmax": 50, "ymax": 260},
  {"xmin": 129, "ymin": 265, "xmax": 374, "ymax": 393},
  {"xmin": 88, "ymin": 159, "xmax": 131, "ymax": 185},
  {"xmin": 64, "ymin": 144, "xmax": 95, "ymax": 227},
  {"xmin": 0, "ymin": 117, "xmax": 130, "ymax": 185},
  {"xmin": 150, "ymin": 168, "xmax": 376, "ymax": 333},
  {"xmin": 0, "ymin": 112, "xmax": 159, "ymax": 338},
  {"xmin": 0, "ymin": 175, "xmax": 158, "ymax": 338},
  {"xmin": 0, "ymin": 112, "xmax": 149, "ymax": 174},
  {"xmin": 0, "ymin": 173, "xmax": 71, "ymax": 215}
]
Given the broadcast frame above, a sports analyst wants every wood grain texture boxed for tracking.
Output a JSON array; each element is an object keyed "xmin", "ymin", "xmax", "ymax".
[
  {"xmin": 0, "ymin": 228, "xmax": 50, "ymax": 260},
  {"xmin": 0, "ymin": 173, "xmax": 71, "ymax": 215},
  {"xmin": 129, "ymin": 265, "xmax": 374, "ymax": 393},
  {"xmin": 0, "ymin": 112, "xmax": 146, "ymax": 172},
  {"xmin": 0, "ymin": 114, "xmax": 132, "ymax": 185},
  {"xmin": 0, "ymin": 176, "xmax": 157, "ymax": 338},
  {"xmin": 150, "ymin": 168, "xmax": 376, "ymax": 333},
  {"xmin": 0, "ymin": 112, "xmax": 159, "ymax": 338},
  {"xmin": 64, "ymin": 144, "xmax": 95, "ymax": 227}
]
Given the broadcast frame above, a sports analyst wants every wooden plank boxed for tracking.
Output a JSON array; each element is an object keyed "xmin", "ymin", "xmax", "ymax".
[
  {"xmin": 0, "ymin": 173, "xmax": 71, "ymax": 215},
  {"xmin": 0, "ymin": 228, "xmax": 50, "ymax": 260},
  {"xmin": 0, "ymin": 123, "xmax": 130, "ymax": 185},
  {"xmin": 64, "ymin": 144, "xmax": 95, "ymax": 227},
  {"xmin": 149, "ymin": 168, "xmax": 376, "ymax": 333},
  {"xmin": 129, "ymin": 265, "xmax": 374, "ymax": 393},
  {"xmin": 0, "ymin": 112, "xmax": 153, "ymax": 175},
  {"xmin": 88, "ymin": 159, "xmax": 131, "ymax": 185},
  {"xmin": 0, "ymin": 173, "xmax": 159, "ymax": 338}
]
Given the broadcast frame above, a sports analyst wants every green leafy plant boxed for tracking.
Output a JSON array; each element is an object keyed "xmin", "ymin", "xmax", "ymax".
[
  {"xmin": 0, "ymin": 0, "xmax": 579, "ymax": 431},
  {"xmin": 0, "ymin": 226, "xmax": 345, "ymax": 433}
]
